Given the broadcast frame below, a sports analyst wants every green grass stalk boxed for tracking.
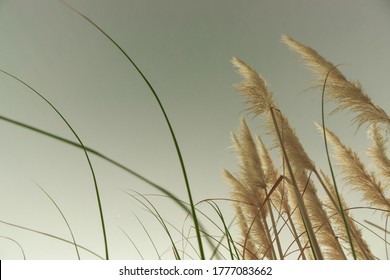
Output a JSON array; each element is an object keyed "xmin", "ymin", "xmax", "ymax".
[
  {"xmin": 60, "ymin": 0, "xmax": 205, "ymax": 259},
  {"xmin": 0, "ymin": 69, "xmax": 109, "ymax": 260},
  {"xmin": 0, "ymin": 220, "xmax": 103, "ymax": 259},
  {"xmin": 207, "ymin": 201, "xmax": 240, "ymax": 260},
  {"xmin": 118, "ymin": 226, "xmax": 145, "ymax": 260},
  {"xmin": 125, "ymin": 191, "xmax": 181, "ymax": 259},
  {"xmin": 266, "ymin": 196, "xmax": 284, "ymax": 260},
  {"xmin": 0, "ymin": 114, "xmax": 191, "ymax": 215},
  {"xmin": 34, "ymin": 183, "xmax": 80, "ymax": 259},
  {"xmin": 132, "ymin": 213, "xmax": 162, "ymax": 259},
  {"xmin": 269, "ymin": 107, "xmax": 323, "ymax": 260},
  {"xmin": 0, "ymin": 236, "xmax": 26, "ymax": 260},
  {"xmin": 320, "ymin": 65, "xmax": 356, "ymax": 259}
]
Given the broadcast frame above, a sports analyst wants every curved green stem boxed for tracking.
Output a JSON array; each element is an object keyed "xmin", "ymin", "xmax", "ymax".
[
  {"xmin": 0, "ymin": 69, "xmax": 109, "ymax": 260},
  {"xmin": 320, "ymin": 65, "xmax": 356, "ymax": 259},
  {"xmin": 59, "ymin": 0, "xmax": 204, "ymax": 259}
]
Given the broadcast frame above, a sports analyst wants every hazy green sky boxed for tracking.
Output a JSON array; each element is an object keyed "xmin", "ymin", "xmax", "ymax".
[{"xmin": 0, "ymin": 0, "xmax": 389, "ymax": 259}]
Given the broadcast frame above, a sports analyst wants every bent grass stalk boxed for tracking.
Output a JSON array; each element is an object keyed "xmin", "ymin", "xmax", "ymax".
[
  {"xmin": 319, "ymin": 65, "xmax": 356, "ymax": 259},
  {"xmin": 125, "ymin": 190, "xmax": 182, "ymax": 260},
  {"xmin": 206, "ymin": 201, "xmax": 240, "ymax": 260},
  {"xmin": 3, "ymin": 1, "xmax": 215, "ymax": 259},
  {"xmin": 0, "ymin": 236, "xmax": 26, "ymax": 260},
  {"xmin": 0, "ymin": 69, "xmax": 108, "ymax": 259},
  {"xmin": 118, "ymin": 225, "xmax": 145, "ymax": 260},
  {"xmin": 0, "ymin": 219, "xmax": 104, "ymax": 259},
  {"xmin": 33, "ymin": 183, "xmax": 80, "ymax": 259},
  {"xmin": 269, "ymin": 107, "xmax": 323, "ymax": 259},
  {"xmin": 0, "ymin": 113, "xmax": 225, "ymax": 255},
  {"xmin": 131, "ymin": 214, "xmax": 162, "ymax": 260},
  {"xmin": 59, "ymin": 0, "xmax": 205, "ymax": 259},
  {"xmin": 0, "ymin": 114, "xmax": 190, "ymax": 215}
]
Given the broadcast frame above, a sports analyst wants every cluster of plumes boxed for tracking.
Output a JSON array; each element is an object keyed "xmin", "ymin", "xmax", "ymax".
[
  {"xmin": 225, "ymin": 36, "xmax": 389, "ymax": 259},
  {"xmin": 223, "ymin": 119, "xmax": 275, "ymax": 259}
]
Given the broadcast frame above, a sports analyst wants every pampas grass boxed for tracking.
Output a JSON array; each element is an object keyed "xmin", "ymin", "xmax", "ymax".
[
  {"xmin": 319, "ymin": 124, "xmax": 390, "ymax": 214},
  {"xmin": 225, "ymin": 35, "xmax": 390, "ymax": 259},
  {"xmin": 282, "ymin": 35, "xmax": 390, "ymax": 129},
  {"xmin": 1, "ymin": 2, "xmax": 388, "ymax": 260}
]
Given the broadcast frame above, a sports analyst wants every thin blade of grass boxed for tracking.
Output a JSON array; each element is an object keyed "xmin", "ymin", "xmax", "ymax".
[
  {"xmin": 33, "ymin": 183, "xmax": 80, "ymax": 259},
  {"xmin": 129, "ymin": 192, "xmax": 225, "ymax": 259},
  {"xmin": 125, "ymin": 190, "xmax": 181, "ymax": 259},
  {"xmin": 319, "ymin": 65, "xmax": 356, "ymax": 259},
  {"xmin": 242, "ymin": 174, "xmax": 284, "ymax": 259},
  {"xmin": 206, "ymin": 201, "xmax": 237, "ymax": 260},
  {"xmin": 59, "ymin": 0, "xmax": 204, "ymax": 259},
  {"xmin": 0, "ymin": 220, "xmax": 103, "ymax": 259},
  {"xmin": 0, "ymin": 114, "xmax": 193, "ymax": 216},
  {"xmin": 270, "ymin": 107, "xmax": 323, "ymax": 260},
  {"xmin": 367, "ymin": 217, "xmax": 389, "ymax": 259},
  {"xmin": 0, "ymin": 69, "xmax": 109, "ymax": 259},
  {"xmin": 118, "ymin": 226, "xmax": 144, "ymax": 260},
  {"xmin": 0, "ymin": 236, "xmax": 26, "ymax": 260},
  {"xmin": 132, "ymin": 213, "xmax": 162, "ymax": 259},
  {"xmin": 364, "ymin": 219, "xmax": 390, "ymax": 235}
]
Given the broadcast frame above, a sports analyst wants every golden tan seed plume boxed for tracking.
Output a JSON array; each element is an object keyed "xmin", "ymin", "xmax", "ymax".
[
  {"xmin": 231, "ymin": 57, "xmax": 277, "ymax": 116},
  {"xmin": 268, "ymin": 112, "xmax": 316, "ymax": 172},
  {"xmin": 257, "ymin": 135, "xmax": 291, "ymax": 215},
  {"xmin": 237, "ymin": 119, "xmax": 275, "ymax": 259},
  {"xmin": 294, "ymin": 170, "xmax": 346, "ymax": 259},
  {"xmin": 367, "ymin": 124, "xmax": 390, "ymax": 184},
  {"xmin": 282, "ymin": 35, "xmax": 390, "ymax": 128},
  {"xmin": 233, "ymin": 118, "xmax": 267, "ymax": 190},
  {"xmin": 284, "ymin": 179, "xmax": 313, "ymax": 259},
  {"xmin": 226, "ymin": 37, "xmax": 388, "ymax": 259},
  {"xmin": 256, "ymin": 135, "xmax": 286, "ymax": 259},
  {"xmin": 231, "ymin": 56, "xmax": 324, "ymax": 259},
  {"xmin": 257, "ymin": 135, "xmax": 278, "ymax": 184},
  {"xmin": 317, "ymin": 123, "xmax": 390, "ymax": 213},
  {"xmin": 320, "ymin": 170, "xmax": 376, "ymax": 259},
  {"xmin": 223, "ymin": 169, "xmax": 273, "ymax": 259},
  {"xmin": 232, "ymin": 56, "xmax": 315, "ymax": 172},
  {"xmin": 223, "ymin": 119, "xmax": 275, "ymax": 259},
  {"xmin": 233, "ymin": 204, "xmax": 260, "ymax": 259}
]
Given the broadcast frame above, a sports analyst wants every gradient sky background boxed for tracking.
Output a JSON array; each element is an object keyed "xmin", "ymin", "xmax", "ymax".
[{"xmin": 0, "ymin": 0, "xmax": 389, "ymax": 259}]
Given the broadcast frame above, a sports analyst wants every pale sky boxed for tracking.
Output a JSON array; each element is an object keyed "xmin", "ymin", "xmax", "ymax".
[{"xmin": 0, "ymin": 0, "xmax": 389, "ymax": 259}]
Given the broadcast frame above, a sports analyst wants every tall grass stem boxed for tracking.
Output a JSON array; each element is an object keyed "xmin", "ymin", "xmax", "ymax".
[
  {"xmin": 60, "ymin": 0, "xmax": 205, "ymax": 259},
  {"xmin": 0, "ymin": 70, "xmax": 109, "ymax": 260},
  {"xmin": 270, "ymin": 107, "xmax": 323, "ymax": 259},
  {"xmin": 320, "ymin": 65, "xmax": 356, "ymax": 259}
]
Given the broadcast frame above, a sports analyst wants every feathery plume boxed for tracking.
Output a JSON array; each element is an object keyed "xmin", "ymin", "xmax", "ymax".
[
  {"xmin": 224, "ymin": 119, "xmax": 275, "ymax": 259},
  {"xmin": 282, "ymin": 35, "xmax": 390, "ymax": 128},
  {"xmin": 231, "ymin": 56, "xmax": 324, "ymax": 259},
  {"xmin": 320, "ymin": 170, "xmax": 376, "ymax": 259},
  {"xmin": 223, "ymin": 169, "xmax": 273, "ymax": 259},
  {"xmin": 317, "ymin": 123, "xmax": 390, "ymax": 213},
  {"xmin": 294, "ymin": 171, "xmax": 346, "ymax": 259},
  {"xmin": 268, "ymin": 112, "xmax": 316, "ymax": 172},
  {"xmin": 231, "ymin": 57, "xmax": 277, "ymax": 116},
  {"xmin": 234, "ymin": 204, "xmax": 260, "ymax": 259},
  {"xmin": 367, "ymin": 125, "xmax": 390, "ymax": 184},
  {"xmin": 257, "ymin": 135, "xmax": 289, "ymax": 210},
  {"xmin": 233, "ymin": 118, "xmax": 267, "ymax": 190}
]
